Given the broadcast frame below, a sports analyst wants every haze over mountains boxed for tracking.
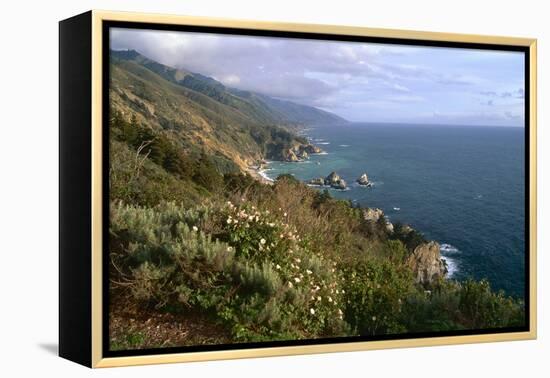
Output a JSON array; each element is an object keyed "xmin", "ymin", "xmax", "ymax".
[{"xmin": 110, "ymin": 49, "xmax": 346, "ymax": 172}]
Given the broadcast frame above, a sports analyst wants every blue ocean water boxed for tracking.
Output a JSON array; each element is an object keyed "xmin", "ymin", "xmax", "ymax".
[{"xmin": 264, "ymin": 123, "xmax": 525, "ymax": 297}]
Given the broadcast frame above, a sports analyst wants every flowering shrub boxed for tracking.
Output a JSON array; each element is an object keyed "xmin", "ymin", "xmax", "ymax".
[
  {"xmin": 110, "ymin": 187, "xmax": 525, "ymax": 347},
  {"xmin": 110, "ymin": 200, "xmax": 348, "ymax": 342}
]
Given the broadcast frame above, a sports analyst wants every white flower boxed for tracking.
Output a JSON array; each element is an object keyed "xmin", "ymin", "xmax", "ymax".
[
  {"xmin": 372, "ymin": 316, "xmax": 377, "ymax": 321},
  {"xmin": 328, "ymin": 296, "xmax": 333, "ymax": 303},
  {"xmin": 288, "ymin": 282, "xmax": 293, "ymax": 288},
  {"xmin": 248, "ymin": 215, "xmax": 254, "ymax": 221},
  {"xmin": 255, "ymin": 216, "xmax": 260, "ymax": 222},
  {"xmin": 284, "ymin": 212, "xmax": 288, "ymax": 217},
  {"xmin": 317, "ymin": 296, "xmax": 322, "ymax": 301},
  {"xmin": 306, "ymin": 269, "xmax": 313, "ymax": 275},
  {"xmin": 276, "ymin": 264, "xmax": 281, "ymax": 270},
  {"xmin": 227, "ymin": 246, "xmax": 233, "ymax": 252},
  {"xmin": 310, "ymin": 308, "xmax": 315, "ymax": 315},
  {"xmin": 260, "ymin": 238, "xmax": 266, "ymax": 245},
  {"xmin": 192, "ymin": 226, "xmax": 198, "ymax": 232},
  {"xmin": 294, "ymin": 277, "xmax": 301, "ymax": 283},
  {"xmin": 341, "ymin": 289, "xmax": 345, "ymax": 294},
  {"xmin": 338, "ymin": 309, "xmax": 343, "ymax": 316}
]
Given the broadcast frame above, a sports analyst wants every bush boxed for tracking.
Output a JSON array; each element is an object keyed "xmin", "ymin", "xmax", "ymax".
[
  {"xmin": 110, "ymin": 200, "xmax": 349, "ymax": 342},
  {"xmin": 342, "ymin": 259, "xmax": 415, "ymax": 335},
  {"xmin": 457, "ymin": 279, "xmax": 525, "ymax": 329},
  {"xmin": 391, "ymin": 222, "xmax": 427, "ymax": 251}
]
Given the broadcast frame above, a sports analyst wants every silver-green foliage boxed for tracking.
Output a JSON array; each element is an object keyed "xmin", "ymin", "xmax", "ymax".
[{"xmin": 110, "ymin": 201, "xmax": 348, "ymax": 341}]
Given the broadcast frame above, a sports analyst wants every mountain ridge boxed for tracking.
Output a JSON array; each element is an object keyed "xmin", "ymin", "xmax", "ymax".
[{"xmin": 110, "ymin": 49, "xmax": 348, "ymax": 128}]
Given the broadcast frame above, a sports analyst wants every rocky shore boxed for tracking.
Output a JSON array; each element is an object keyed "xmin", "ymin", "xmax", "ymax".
[
  {"xmin": 361, "ymin": 207, "xmax": 448, "ymax": 284},
  {"xmin": 407, "ymin": 241, "xmax": 448, "ymax": 284}
]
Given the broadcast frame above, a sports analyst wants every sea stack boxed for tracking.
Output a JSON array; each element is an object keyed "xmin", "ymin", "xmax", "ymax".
[
  {"xmin": 356, "ymin": 173, "xmax": 372, "ymax": 187},
  {"xmin": 325, "ymin": 172, "xmax": 347, "ymax": 190}
]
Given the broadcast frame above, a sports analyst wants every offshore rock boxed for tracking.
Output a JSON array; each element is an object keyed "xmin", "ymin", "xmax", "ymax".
[{"xmin": 357, "ymin": 173, "xmax": 371, "ymax": 186}]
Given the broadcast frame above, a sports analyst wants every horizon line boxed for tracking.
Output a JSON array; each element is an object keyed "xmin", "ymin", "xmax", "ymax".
[{"xmin": 340, "ymin": 120, "xmax": 525, "ymax": 129}]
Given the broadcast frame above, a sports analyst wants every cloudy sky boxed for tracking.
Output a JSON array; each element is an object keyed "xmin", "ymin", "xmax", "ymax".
[{"xmin": 111, "ymin": 28, "xmax": 525, "ymax": 127}]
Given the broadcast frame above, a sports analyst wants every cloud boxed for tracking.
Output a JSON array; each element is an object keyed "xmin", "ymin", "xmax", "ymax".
[
  {"xmin": 110, "ymin": 28, "xmax": 525, "ymax": 126},
  {"xmin": 480, "ymin": 88, "xmax": 524, "ymax": 99}
]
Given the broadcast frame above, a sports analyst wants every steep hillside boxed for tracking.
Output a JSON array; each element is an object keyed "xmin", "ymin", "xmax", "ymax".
[
  {"xmin": 110, "ymin": 49, "xmax": 345, "ymax": 173},
  {"xmin": 107, "ymin": 49, "xmax": 524, "ymax": 350}
]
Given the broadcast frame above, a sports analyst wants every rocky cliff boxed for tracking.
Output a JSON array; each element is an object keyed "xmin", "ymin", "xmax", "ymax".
[{"xmin": 406, "ymin": 241, "xmax": 448, "ymax": 284}]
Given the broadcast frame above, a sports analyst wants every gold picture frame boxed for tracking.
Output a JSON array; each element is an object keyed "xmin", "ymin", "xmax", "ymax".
[{"xmin": 59, "ymin": 10, "xmax": 537, "ymax": 368}]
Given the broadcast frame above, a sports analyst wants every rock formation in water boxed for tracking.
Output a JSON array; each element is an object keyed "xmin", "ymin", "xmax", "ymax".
[
  {"xmin": 282, "ymin": 143, "xmax": 323, "ymax": 162},
  {"xmin": 356, "ymin": 173, "xmax": 372, "ymax": 187},
  {"xmin": 325, "ymin": 172, "xmax": 347, "ymax": 189},
  {"xmin": 308, "ymin": 171, "xmax": 347, "ymax": 189}
]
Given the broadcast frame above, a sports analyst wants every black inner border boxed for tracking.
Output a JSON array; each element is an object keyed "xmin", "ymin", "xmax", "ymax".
[{"xmin": 102, "ymin": 20, "xmax": 531, "ymax": 359}]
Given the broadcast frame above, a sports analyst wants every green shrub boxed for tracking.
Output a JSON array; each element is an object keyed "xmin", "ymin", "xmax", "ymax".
[
  {"xmin": 110, "ymin": 200, "xmax": 348, "ymax": 342},
  {"xmin": 342, "ymin": 259, "xmax": 415, "ymax": 335},
  {"xmin": 457, "ymin": 279, "xmax": 525, "ymax": 329}
]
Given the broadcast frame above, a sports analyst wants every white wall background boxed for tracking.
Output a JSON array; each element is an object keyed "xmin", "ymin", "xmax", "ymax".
[{"xmin": 1, "ymin": 0, "xmax": 547, "ymax": 376}]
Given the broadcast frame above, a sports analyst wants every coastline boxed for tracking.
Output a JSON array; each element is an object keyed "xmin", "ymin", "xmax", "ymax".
[
  {"xmin": 254, "ymin": 130, "xmax": 462, "ymax": 281},
  {"xmin": 246, "ymin": 165, "xmax": 274, "ymax": 185}
]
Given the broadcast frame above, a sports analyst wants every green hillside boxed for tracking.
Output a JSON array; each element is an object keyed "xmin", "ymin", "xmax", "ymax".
[
  {"xmin": 110, "ymin": 49, "xmax": 345, "ymax": 173},
  {"xmin": 107, "ymin": 50, "xmax": 525, "ymax": 351}
]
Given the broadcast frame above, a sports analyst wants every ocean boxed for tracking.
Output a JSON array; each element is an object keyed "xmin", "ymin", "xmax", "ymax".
[{"xmin": 263, "ymin": 123, "xmax": 526, "ymax": 297}]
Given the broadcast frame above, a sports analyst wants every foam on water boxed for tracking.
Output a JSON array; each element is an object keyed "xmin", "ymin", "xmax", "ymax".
[
  {"xmin": 257, "ymin": 169, "xmax": 274, "ymax": 182},
  {"xmin": 440, "ymin": 243, "xmax": 460, "ymax": 277},
  {"xmin": 442, "ymin": 256, "xmax": 458, "ymax": 277},
  {"xmin": 440, "ymin": 243, "xmax": 460, "ymax": 254}
]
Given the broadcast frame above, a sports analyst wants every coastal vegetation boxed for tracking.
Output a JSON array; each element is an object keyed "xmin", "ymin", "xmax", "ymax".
[{"xmin": 108, "ymin": 50, "xmax": 525, "ymax": 350}]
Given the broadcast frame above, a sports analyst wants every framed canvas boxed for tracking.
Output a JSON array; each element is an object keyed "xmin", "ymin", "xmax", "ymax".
[{"xmin": 59, "ymin": 10, "xmax": 537, "ymax": 368}]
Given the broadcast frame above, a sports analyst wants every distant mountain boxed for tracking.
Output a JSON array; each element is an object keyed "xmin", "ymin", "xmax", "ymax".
[
  {"xmin": 109, "ymin": 49, "xmax": 346, "ymax": 174},
  {"xmin": 111, "ymin": 49, "xmax": 347, "ymax": 127}
]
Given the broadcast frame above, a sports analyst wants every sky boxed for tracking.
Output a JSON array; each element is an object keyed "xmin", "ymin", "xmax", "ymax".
[{"xmin": 111, "ymin": 27, "xmax": 525, "ymax": 127}]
